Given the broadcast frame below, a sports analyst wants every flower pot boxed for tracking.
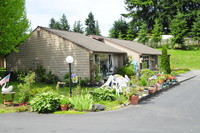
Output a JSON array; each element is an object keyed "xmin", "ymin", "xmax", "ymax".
[
  {"xmin": 158, "ymin": 80, "xmax": 164, "ymax": 84},
  {"xmin": 60, "ymin": 104, "xmax": 68, "ymax": 111},
  {"xmin": 129, "ymin": 95, "xmax": 139, "ymax": 105},
  {"xmin": 149, "ymin": 89, "xmax": 154, "ymax": 94}
]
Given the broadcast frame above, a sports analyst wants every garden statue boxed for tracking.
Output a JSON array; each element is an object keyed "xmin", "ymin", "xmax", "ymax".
[
  {"xmin": 0, "ymin": 74, "xmax": 13, "ymax": 92},
  {"xmin": 1, "ymin": 83, "xmax": 13, "ymax": 93}
]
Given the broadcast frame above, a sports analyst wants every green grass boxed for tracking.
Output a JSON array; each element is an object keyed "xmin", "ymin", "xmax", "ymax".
[
  {"xmin": 168, "ymin": 49, "xmax": 200, "ymax": 70},
  {"xmin": 0, "ymin": 105, "xmax": 16, "ymax": 113},
  {"xmin": 158, "ymin": 49, "xmax": 200, "ymax": 70}
]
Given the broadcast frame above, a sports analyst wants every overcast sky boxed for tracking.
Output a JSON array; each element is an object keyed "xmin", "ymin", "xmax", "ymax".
[{"xmin": 26, "ymin": 0, "xmax": 128, "ymax": 36}]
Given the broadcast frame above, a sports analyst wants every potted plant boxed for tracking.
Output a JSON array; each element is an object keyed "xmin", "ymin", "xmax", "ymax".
[
  {"xmin": 59, "ymin": 96, "xmax": 70, "ymax": 111},
  {"xmin": 125, "ymin": 87, "xmax": 140, "ymax": 105}
]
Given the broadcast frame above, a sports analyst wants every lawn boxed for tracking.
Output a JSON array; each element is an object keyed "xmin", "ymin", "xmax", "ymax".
[
  {"xmin": 159, "ymin": 49, "xmax": 200, "ymax": 70},
  {"xmin": 0, "ymin": 81, "xmax": 91, "ymax": 104}
]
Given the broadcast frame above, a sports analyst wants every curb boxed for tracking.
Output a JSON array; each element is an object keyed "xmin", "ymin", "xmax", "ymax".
[
  {"xmin": 138, "ymin": 82, "xmax": 180, "ymax": 103},
  {"xmin": 178, "ymin": 75, "xmax": 196, "ymax": 83},
  {"xmin": 138, "ymin": 75, "xmax": 196, "ymax": 104}
]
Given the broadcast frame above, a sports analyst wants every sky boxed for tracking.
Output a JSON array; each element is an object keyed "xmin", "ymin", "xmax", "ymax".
[{"xmin": 26, "ymin": 0, "xmax": 128, "ymax": 36}]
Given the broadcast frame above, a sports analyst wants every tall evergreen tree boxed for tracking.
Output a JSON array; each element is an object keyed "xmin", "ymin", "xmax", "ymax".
[
  {"xmin": 126, "ymin": 26, "xmax": 136, "ymax": 41},
  {"xmin": 118, "ymin": 32, "xmax": 125, "ymax": 39},
  {"xmin": 137, "ymin": 23, "xmax": 149, "ymax": 45},
  {"xmin": 151, "ymin": 19, "xmax": 163, "ymax": 47},
  {"xmin": 160, "ymin": 45, "xmax": 171, "ymax": 74},
  {"xmin": 49, "ymin": 18, "xmax": 61, "ymax": 29},
  {"xmin": 109, "ymin": 18, "xmax": 129, "ymax": 39},
  {"xmin": 170, "ymin": 13, "xmax": 188, "ymax": 48},
  {"xmin": 73, "ymin": 21, "xmax": 84, "ymax": 34},
  {"xmin": 60, "ymin": 14, "xmax": 70, "ymax": 31},
  {"xmin": 85, "ymin": 12, "xmax": 96, "ymax": 35},
  {"xmin": 49, "ymin": 14, "xmax": 70, "ymax": 31},
  {"xmin": 49, "ymin": 18, "xmax": 56, "ymax": 28},
  {"xmin": 191, "ymin": 12, "xmax": 200, "ymax": 44},
  {"xmin": 0, "ymin": 0, "xmax": 30, "ymax": 56},
  {"xmin": 95, "ymin": 21, "xmax": 101, "ymax": 36}
]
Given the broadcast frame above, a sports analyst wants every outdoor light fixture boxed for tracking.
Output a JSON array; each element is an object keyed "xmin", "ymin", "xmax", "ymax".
[{"xmin": 66, "ymin": 56, "xmax": 74, "ymax": 96}]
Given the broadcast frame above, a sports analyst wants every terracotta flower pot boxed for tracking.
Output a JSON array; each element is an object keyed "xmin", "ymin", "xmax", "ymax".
[
  {"xmin": 149, "ymin": 89, "xmax": 154, "ymax": 93},
  {"xmin": 60, "ymin": 104, "xmax": 68, "ymax": 111},
  {"xmin": 129, "ymin": 95, "xmax": 139, "ymax": 105}
]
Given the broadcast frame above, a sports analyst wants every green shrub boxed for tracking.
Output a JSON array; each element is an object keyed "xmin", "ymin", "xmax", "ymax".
[
  {"xmin": 59, "ymin": 95, "xmax": 70, "ymax": 105},
  {"xmin": 30, "ymin": 91, "xmax": 60, "ymax": 113},
  {"xmin": 92, "ymin": 88, "xmax": 116, "ymax": 101},
  {"xmin": 0, "ymin": 68, "xmax": 6, "ymax": 78},
  {"xmin": 45, "ymin": 71, "xmax": 59, "ymax": 84},
  {"xmin": 35, "ymin": 64, "xmax": 46, "ymax": 82},
  {"xmin": 69, "ymin": 94, "xmax": 93, "ymax": 111},
  {"xmin": 18, "ymin": 72, "xmax": 35, "ymax": 103},
  {"xmin": 139, "ymin": 76, "xmax": 148, "ymax": 86},
  {"xmin": 35, "ymin": 64, "xmax": 59, "ymax": 84},
  {"xmin": 80, "ymin": 78, "xmax": 90, "ymax": 87},
  {"xmin": 10, "ymin": 70, "xmax": 27, "ymax": 81},
  {"xmin": 140, "ymin": 69, "xmax": 156, "ymax": 77},
  {"xmin": 115, "ymin": 94, "xmax": 128, "ymax": 105},
  {"xmin": 30, "ymin": 86, "xmax": 52, "ymax": 98},
  {"xmin": 117, "ymin": 65, "xmax": 134, "ymax": 77},
  {"xmin": 16, "ymin": 105, "xmax": 29, "ymax": 112},
  {"xmin": 160, "ymin": 46, "xmax": 171, "ymax": 74}
]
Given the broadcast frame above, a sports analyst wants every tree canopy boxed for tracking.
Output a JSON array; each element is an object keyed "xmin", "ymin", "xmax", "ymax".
[
  {"xmin": 0, "ymin": 0, "xmax": 30, "ymax": 56},
  {"xmin": 170, "ymin": 13, "xmax": 188, "ymax": 47},
  {"xmin": 151, "ymin": 18, "xmax": 163, "ymax": 47},
  {"xmin": 73, "ymin": 21, "xmax": 84, "ymax": 34},
  {"xmin": 109, "ymin": 18, "xmax": 129, "ymax": 39},
  {"xmin": 49, "ymin": 14, "xmax": 70, "ymax": 31},
  {"xmin": 191, "ymin": 11, "xmax": 200, "ymax": 44},
  {"xmin": 137, "ymin": 23, "xmax": 149, "ymax": 45},
  {"xmin": 123, "ymin": 0, "xmax": 200, "ymax": 34},
  {"xmin": 85, "ymin": 12, "xmax": 101, "ymax": 35}
]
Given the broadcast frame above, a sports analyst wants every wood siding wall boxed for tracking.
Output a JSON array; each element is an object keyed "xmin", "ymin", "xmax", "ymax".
[
  {"xmin": 104, "ymin": 40, "xmax": 140, "ymax": 66},
  {"xmin": 6, "ymin": 28, "xmax": 90, "ymax": 79}
]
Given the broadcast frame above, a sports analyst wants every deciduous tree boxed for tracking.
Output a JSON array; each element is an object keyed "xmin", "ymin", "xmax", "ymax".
[{"xmin": 0, "ymin": 0, "xmax": 30, "ymax": 56}]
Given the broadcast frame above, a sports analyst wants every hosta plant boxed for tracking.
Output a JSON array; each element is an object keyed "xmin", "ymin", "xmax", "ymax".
[{"xmin": 30, "ymin": 91, "xmax": 60, "ymax": 113}]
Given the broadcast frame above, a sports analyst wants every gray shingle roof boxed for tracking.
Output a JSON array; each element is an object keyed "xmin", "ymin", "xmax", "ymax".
[
  {"xmin": 105, "ymin": 38, "xmax": 162, "ymax": 55},
  {"xmin": 90, "ymin": 35, "xmax": 161, "ymax": 55},
  {"xmin": 40, "ymin": 27, "xmax": 125, "ymax": 54}
]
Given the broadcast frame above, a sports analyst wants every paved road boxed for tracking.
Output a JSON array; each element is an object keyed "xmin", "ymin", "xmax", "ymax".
[{"xmin": 0, "ymin": 72, "xmax": 200, "ymax": 133}]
